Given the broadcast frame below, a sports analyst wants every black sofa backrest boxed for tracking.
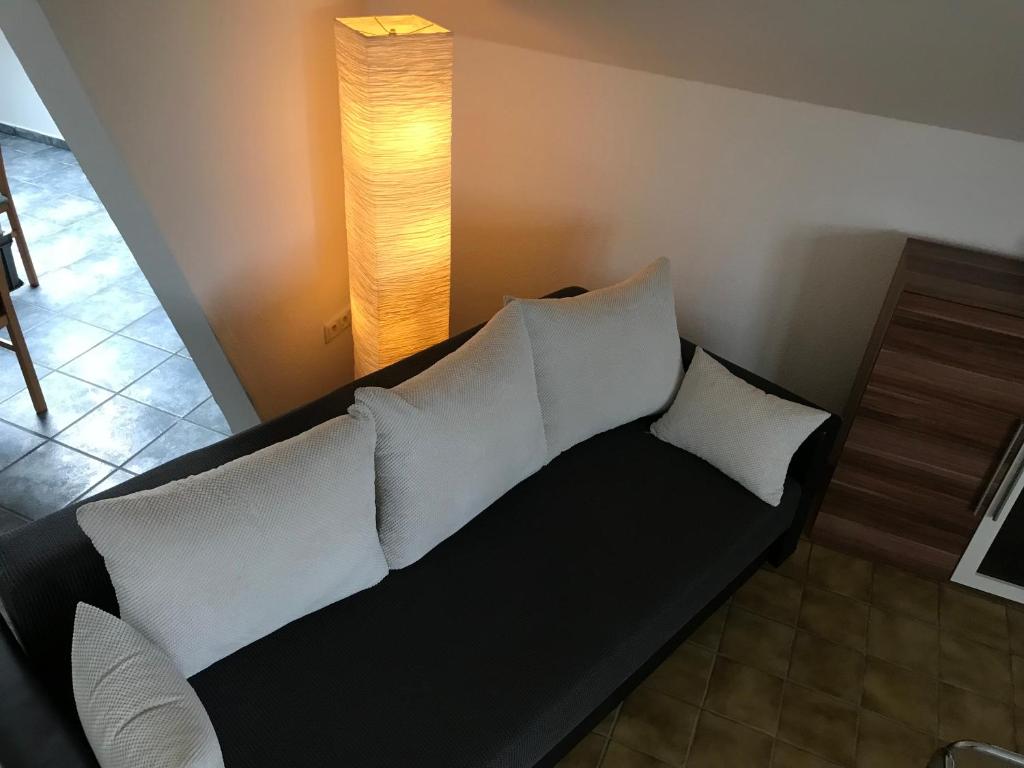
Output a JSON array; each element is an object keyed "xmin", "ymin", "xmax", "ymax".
[
  {"xmin": 0, "ymin": 288, "xmax": 579, "ymax": 699},
  {"xmin": 0, "ymin": 286, "xmax": 839, "ymax": 708}
]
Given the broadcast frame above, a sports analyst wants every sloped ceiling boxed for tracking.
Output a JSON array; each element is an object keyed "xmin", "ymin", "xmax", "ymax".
[{"xmin": 366, "ymin": 0, "xmax": 1024, "ymax": 142}]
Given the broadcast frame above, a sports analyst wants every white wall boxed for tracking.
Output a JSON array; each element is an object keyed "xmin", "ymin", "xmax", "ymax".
[
  {"xmin": 16, "ymin": 0, "xmax": 362, "ymax": 420},
  {"xmin": 8, "ymin": 0, "xmax": 1024, "ymax": 419},
  {"xmin": 0, "ymin": 27, "xmax": 61, "ymax": 137},
  {"xmin": 440, "ymin": 38, "xmax": 1024, "ymax": 412}
]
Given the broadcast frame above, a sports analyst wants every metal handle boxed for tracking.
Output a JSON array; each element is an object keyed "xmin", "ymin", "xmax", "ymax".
[
  {"xmin": 930, "ymin": 740, "xmax": 1024, "ymax": 767},
  {"xmin": 974, "ymin": 418, "xmax": 1024, "ymax": 519}
]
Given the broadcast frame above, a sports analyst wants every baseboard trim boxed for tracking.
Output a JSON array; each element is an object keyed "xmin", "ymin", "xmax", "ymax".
[{"xmin": 0, "ymin": 122, "xmax": 68, "ymax": 151}]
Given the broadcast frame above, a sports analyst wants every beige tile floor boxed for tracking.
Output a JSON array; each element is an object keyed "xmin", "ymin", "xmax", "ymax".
[{"xmin": 557, "ymin": 539, "xmax": 1024, "ymax": 768}]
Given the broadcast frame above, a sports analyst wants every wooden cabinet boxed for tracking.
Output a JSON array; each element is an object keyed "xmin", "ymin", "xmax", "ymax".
[{"xmin": 813, "ymin": 238, "xmax": 1024, "ymax": 578}]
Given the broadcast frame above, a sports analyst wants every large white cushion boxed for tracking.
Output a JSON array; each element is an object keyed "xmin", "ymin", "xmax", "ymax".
[
  {"xmin": 511, "ymin": 258, "xmax": 682, "ymax": 459},
  {"xmin": 354, "ymin": 302, "xmax": 547, "ymax": 569},
  {"xmin": 72, "ymin": 603, "xmax": 224, "ymax": 768},
  {"xmin": 651, "ymin": 347, "xmax": 828, "ymax": 506},
  {"xmin": 77, "ymin": 413, "xmax": 388, "ymax": 676}
]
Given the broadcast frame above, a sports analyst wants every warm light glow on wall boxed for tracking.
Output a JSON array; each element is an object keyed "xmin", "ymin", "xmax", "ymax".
[{"xmin": 335, "ymin": 15, "xmax": 452, "ymax": 377}]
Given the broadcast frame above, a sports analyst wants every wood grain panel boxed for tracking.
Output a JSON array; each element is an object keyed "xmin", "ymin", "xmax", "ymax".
[
  {"xmin": 903, "ymin": 238, "xmax": 1024, "ymax": 318},
  {"xmin": 820, "ymin": 485, "xmax": 967, "ymax": 552},
  {"xmin": 830, "ymin": 460, "xmax": 975, "ymax": 531},
  {"xmin": 844, "ymin": 417, "xmax": 994, "ymax": 484},
  {"xmin": 814, "ymin": 511, "xmax": 959, "ymax": 579},
  {"xmin": 857, "ymin": 386, "xmax": 1009, "ymax": 451},
  {"xmin": 813, "ymin": 238, "xmax": 1024, "ymax": 578},
  {"xmin": 871, "ymin": 347, "xmax": 1024, "ymax": 412}
]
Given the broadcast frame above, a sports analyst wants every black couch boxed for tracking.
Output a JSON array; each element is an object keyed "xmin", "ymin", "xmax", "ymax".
[{"xmin": 0, "ymin": 288, "xmax": 839, "ymax": 768}]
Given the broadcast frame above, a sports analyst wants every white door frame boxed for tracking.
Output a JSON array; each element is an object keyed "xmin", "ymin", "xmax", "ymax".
[
  {"xmin": 0, "ymin": 0, "xmax": 259, "ymax": 432},
  {"xmin": 952, "ymin": 441, "xmax": 1024, "ymax": 605}
]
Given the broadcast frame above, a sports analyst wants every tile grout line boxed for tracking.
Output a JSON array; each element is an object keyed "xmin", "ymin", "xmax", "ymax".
[
  {"xmin": 594, "ymin": 705, "xmax": 619, "ymax": 767},
  {"xmin": 46, "ymin": 390, "xmax": 223, "ymax": 474},
  {"xmin": 73, "ymin": 466, "xmax": 131, "ymax": 505},
  {"xmin": 0, "ymin": 345, "xmax": 213, "ymax": 443},
  {"xmin": 745, "ymin": 546, "xmax": 950, "ymax": 761},
  {"xmin": 769, "ymin": 543, "xmax": 860, "ymax": 766},
  {"xmin": 0, "ymin": 250, "xmax": 218, "ymax": 513},
  {"xmin": 769, "ymin": 543, "xmax": 811, "ymax": 768},
  {"xmin": 806, "ymin": 554, "xmax": 944, "ymax": 751},
  {"xmin": 0, "ymin": 505, "xmax": 32, "ymax": 525},
  {"xmin": 584, "ymin": 542, "xmax": 1022, "ymax": 766},
  {"xmin": 681, "ymin": 599, "xmax": 732, "ymax": 767},
  {"xmin": 16, "ymin": 290, "xmax": 166, "ymax": 340},
  {"xmin": 110, "ymin": 417, "xmax": 184, "ymax": 473},
  {"xmin": 584, "ymin": 544, "xmax": 1022, "ymax": 767},
  {"xmin": 767, "ymin": 555, "xmax": 1017, "ymax": 706},
  {"xmin": 0, "ymin": 384, "xmax": 221, "ymax": 496},
  {"xmin": 50, "ymin": 416, "xmax": 176, "ymax": 474},
  {"xmin": 0, "ymin": 439, "xmax": 119, "ymax": 521}
]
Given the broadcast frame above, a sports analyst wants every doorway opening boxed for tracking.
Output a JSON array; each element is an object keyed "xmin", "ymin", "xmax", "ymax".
[{"xmin": 0, "ymin": 31, "xmax": 229, "ymax": 532}]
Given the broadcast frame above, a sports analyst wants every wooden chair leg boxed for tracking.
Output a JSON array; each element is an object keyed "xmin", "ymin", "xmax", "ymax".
[
  {"xmin": 5, "ymin": 203, "xmax": 38, "ymax": 288},
  {"xmin": 5, "ymin": 320, "xmax": 46, "ymax": 414},
  {"xmin": 0, "ymin": 262, "xmax": 45, "ymax": 414}
]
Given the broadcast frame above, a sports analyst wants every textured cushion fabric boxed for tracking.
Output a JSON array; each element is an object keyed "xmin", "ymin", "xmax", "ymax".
[
  {"xmin": 72, "ymin": 603, "xmax": 223, "ymax": 768},
  {"xmin": 511, "ymin": 258, "xmax": 681, "ymax": 460},
  {"xmin": 0, "ymin": 290, "xmax": 586, "ymax": 706},
  {"xmin": 0, "ymin": 288, "xmax": 834, "ymax": 768},
  {"xmin": 355, "ymin": 302, "xmax": 547, "ymax": 569},
  {"xmin": 190, "ymin": 417, "xmax": 800, "ymax": 768},
  {"xmin": 76, "ymin": 413, "xmax": 388, "ymax": 676},
  {"xmin": 652, "ymin": 347, "xmax": 828, "ymax": 506}
]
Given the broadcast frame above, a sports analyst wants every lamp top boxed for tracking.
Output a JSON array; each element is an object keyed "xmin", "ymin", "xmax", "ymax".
[{"xmin": 336, "ymin": 15, "xmax": 449, "ymax": 38}]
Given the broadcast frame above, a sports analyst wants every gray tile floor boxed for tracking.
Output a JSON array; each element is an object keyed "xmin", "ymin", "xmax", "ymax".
[{"xmin": 0, "ymin": 133, "xmax": 230, "ymax": 531}]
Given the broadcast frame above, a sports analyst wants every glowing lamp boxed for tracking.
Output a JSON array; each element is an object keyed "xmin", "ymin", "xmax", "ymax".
[{"xmin": 335, "ymin": 15, "xmax": 453, "ymax": 376}]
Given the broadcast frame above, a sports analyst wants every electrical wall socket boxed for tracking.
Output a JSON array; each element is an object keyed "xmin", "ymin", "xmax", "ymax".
[{"xmin": 323, "ymin": 307, "xmax": 351, "ymax": 344}]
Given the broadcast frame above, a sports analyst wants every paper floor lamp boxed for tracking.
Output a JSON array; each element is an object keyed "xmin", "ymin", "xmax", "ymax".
[{"xmin": 335, "ymin": 15, "xmax": 453, "ymax": 377}]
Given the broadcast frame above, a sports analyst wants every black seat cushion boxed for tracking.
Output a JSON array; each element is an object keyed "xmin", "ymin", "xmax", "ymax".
[
  {"xmin": 191, "ymin": 417, "xmax": 798, "ymax": 768},
  {"xmin": 0, "ymin": 301, "xmax": 554, "ymax": 703}
]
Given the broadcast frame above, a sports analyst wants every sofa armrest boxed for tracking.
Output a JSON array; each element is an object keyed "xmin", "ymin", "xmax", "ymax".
[{"xmin": 0, "ymin": 620, "xmax": 96, "ymax": 768}]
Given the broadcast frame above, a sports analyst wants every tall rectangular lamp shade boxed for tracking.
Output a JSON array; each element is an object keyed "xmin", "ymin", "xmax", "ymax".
[{"xmin": 335, "ymin": 15, "xmax": 453, "ymax": 377}]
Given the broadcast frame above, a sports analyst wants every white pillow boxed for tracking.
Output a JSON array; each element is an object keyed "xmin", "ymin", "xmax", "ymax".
[
  {"xmin": 651, "ymin": 347, "xmax": 828, "ymax": 506},
  {"xmin": 511, "ymin": 258, "xmax": 681, "ymax": 460},
  {"xmin": 77, "ymin": 413, "xmax": 388, "ymax": 676},
  {"xmin": 72, "ymin": 603, "xmax": 224, "ymax": 768},
  {"xmin": 354, "ymin": 302, "xmax": 547, "ymax": 569}
]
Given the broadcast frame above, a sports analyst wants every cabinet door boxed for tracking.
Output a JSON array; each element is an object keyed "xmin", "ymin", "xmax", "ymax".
[
  {"xmin": 815, "ymin": 292, "xmax": 1024, "ymax": 577},
  {"xmin": 954, "ymin": 444, "xmax": 1024, "ymax": 604}
]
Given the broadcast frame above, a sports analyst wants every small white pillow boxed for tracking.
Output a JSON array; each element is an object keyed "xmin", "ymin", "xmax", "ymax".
[
  {"xmin": 77, "ymin": 413, "xmax": 388, "ymax": 676},
  {"xmin": 72, "ymin": 603, "xmax": 224, "ymax": 768},
  {"xmin": 355, "ymin": 302, "xmax": 547, "ymax": 569},
  {"xmin": 511, "ymin": 258, "xmax": 682, "ymax": 460},
  {"xmin": 651, "ymin": 348, "xmax": 828, "ymax": 506}
]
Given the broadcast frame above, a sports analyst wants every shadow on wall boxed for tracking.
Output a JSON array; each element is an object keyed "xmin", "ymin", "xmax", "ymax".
[
  {"xmin": 299, "ymin": 0, "xmax": 351, "ymax": 309},
  {"xmin": 765, "ymin": 228, "xmax": 905, "ymax": 412},
  {"xmin": 451, "ymin": 206, "xmax": 611, "ymax": 333},
  {"xmin": 189, "ymin": 0, "xmax": 360, "ymax": 419},
  {"xmin": 451, "ymin": 212, "xmax": 907, "ymax": 415}
]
